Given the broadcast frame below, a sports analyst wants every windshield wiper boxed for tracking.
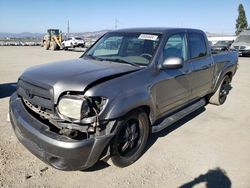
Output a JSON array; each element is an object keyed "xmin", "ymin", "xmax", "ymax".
[
  {"xmin": 101, "ymin": 58, "xmax": 140, "ymax": 67},
  {"xmin": 85, "ymin": 54, "xmax": 102, "ymax": 61},
  {"xmin": 85, "ymin": 55, "xmax": 141, "ymax": 67}
]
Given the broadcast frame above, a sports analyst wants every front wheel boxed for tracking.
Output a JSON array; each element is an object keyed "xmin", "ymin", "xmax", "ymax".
[
  {"xmin": 51, "ymin": 42, "xmax": 58, "ymax": 50},
  {"xmin": 209, "ymin": 75, "xmax": 231, "ymax": 105},
  {"xmin": 110, "ymin": 109, "xmax": 149, "ymax": 167}
]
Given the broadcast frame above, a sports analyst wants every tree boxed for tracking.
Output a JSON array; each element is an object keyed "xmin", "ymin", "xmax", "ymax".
[{"xmin": 235, "ymin": 4, "xmax": 248, "ymax": 35}]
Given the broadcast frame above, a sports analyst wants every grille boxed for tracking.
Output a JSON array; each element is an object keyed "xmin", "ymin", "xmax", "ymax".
[{"xmin": 17, "ymin": 79, "xmax": 54, "ymax": 112}]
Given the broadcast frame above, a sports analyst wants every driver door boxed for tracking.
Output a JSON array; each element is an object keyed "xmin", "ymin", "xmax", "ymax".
[{"xmin": 154, "ymin": 33, "xmax": 192, "ymax": 115}]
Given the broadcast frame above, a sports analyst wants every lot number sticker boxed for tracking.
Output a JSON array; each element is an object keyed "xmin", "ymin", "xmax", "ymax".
[{"xmin": 138, "ymin": 34, "xmax": 158, "ymax": 41}]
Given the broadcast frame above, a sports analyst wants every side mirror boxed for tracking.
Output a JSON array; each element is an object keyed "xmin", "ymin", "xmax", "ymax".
[{"xmin": 161, "ymin": 57, "xmax": 183, "ymax": 69}]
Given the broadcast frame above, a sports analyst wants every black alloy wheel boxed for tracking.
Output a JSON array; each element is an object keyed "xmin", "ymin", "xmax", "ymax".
[
  {"xmin": 111, "ymin": 109, "xmax": 149, "ymax": 167},
  {"xmin": 219, "ymin": 76, "xmax": 230, "ymax": 104}
]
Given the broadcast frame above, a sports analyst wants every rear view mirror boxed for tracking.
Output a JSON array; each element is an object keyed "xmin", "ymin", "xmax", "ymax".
[{"xmin": 161, "ymin": 57, "xmax": 183, "ymax": 69}]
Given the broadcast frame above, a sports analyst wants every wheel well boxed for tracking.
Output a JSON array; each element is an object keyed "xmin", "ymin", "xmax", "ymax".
[
  {"xmin": 139, "ymin": 105, "xmax": 150, "ymax": 117},
  {"xmin": 131, "ymin": 105, "xmax": 152, "ymax": 124},
  {"xmin": 225, "ymin": 72, "xmax": 233, "ymax": 81},
  {"xmin": 122, "ymin": 105, "xmax": 150, "ymax": 116},
  {"xmin": 211, "ymin": 71, "xmax": 233, "ymax": 96}
]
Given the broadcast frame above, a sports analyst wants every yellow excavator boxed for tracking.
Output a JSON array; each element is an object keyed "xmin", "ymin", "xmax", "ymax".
[{"xmin": 42, "ymin": 29, "xmax": 63, "ymax": 50}]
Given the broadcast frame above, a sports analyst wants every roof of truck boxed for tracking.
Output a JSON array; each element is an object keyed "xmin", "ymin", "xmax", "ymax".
[{"xmin": 110, "ymin": 27, "xmax": 204, "ymax": 34}]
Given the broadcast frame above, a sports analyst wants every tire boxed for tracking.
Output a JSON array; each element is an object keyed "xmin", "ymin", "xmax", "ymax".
[
  {"xmin": 44, "ymin": 41, "xmax": 50, "ymax": 50},
  {"xmin": 51, "ymin": 42, "xmax": 58, "ymax": 50},
  {"xmin": 110, "ymin": 109, "xmax": 149, "ymax": 167},
  {"xmin": 209, "ymin": 75, "xmax": 231, "ymax": 105}
]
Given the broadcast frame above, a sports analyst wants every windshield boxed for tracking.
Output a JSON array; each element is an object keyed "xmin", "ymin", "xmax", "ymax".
[
  {"xmin": 49, "ymin": 30, "xmax": 59, "ymax": 35},
  {"xmin": 75, "ymin": 37, "xmax": 83, "ymax": 40},
  {"xmin": 84, "ymin": 32, "xmax": 162, "ymax": 66},
  {"xmin": 235, "ymin": 35, "xmax": 250, "ymax": 43}
]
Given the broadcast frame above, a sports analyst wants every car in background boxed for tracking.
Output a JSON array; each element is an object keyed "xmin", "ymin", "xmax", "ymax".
[
  {"xmin": 230, "ymin": 30, "xmax": 250, "ymax": 56},
  {"xmin": 211, "ymin": 40, "xmax": 233, "ymax": 54},
  {"xmin": 208, "ymin": 41, "xmax": 213, "ymax": 47},
  {"xmin": 62, "ymin": 37, "xmax": 85, "ymax": 49}
]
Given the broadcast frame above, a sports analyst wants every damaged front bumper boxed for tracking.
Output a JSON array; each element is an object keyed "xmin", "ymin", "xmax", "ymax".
[{"xmin": 9, "ymin": 93, "xmax": 115, "ymax": 171}]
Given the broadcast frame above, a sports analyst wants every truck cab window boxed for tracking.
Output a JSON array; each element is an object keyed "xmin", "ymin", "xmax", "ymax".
[
  {"xmin": 189, "ymin": 33, "xmax": 207, "ymax": 59},
  {"xmin": 163, "ymin": 33, "xmax": 187, "ymax": 61}
]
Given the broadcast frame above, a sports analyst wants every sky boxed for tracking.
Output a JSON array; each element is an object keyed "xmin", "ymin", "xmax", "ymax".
[{"xmin": 0, "ymin": 0, "xmax": 249, "ymax": 34}]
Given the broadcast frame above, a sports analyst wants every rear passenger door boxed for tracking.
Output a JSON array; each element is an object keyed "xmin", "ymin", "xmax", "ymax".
[{"xmin": 187, "ymin": 32, "xmax": 214, "ymax": 99}]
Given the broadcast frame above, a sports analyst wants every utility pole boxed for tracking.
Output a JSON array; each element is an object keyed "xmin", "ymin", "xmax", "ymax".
[
  {"xmin": 67, "ymin": 20, "xmax": 70, "ymax": 38},
  {"xmin": 115, "ymin": 19, "xmax": 118, "ymax": 30}
]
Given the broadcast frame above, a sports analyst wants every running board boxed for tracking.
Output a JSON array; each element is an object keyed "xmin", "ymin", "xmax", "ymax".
[{"xmin": 152, "ymin": 99, "xmax": 206, "ymax": 133}]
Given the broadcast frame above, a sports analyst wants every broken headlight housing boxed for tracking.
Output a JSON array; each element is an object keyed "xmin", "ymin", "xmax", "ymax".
[{"xmin": 58, "ymin": 95, "xmax": 107, "ymax": 121}]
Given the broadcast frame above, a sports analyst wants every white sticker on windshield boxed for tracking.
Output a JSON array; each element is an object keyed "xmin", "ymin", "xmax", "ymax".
[{"xmin": 138, "ymin": 34, "xmax": 158, "ymax": 41}]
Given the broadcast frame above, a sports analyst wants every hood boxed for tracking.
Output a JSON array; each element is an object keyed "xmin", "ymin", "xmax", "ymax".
[{"xmin": 20, "ymin": 58, "xmax": 141, "ymax": 102}]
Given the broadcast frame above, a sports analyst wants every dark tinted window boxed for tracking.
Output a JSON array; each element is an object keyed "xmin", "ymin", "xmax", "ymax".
[{"xmin": 189, "ymin": 33, "xmax": 207, "ymax": 59}]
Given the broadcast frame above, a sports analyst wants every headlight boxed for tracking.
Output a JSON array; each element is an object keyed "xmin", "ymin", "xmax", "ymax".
[
  {"xmin": 245, "ymin": 46, "xmax": 250, "ymax": 50},
  {"xmin": 58, "ymin": 96, "xmax": 86, "ymax": 120},
  {"xmin": 58, "ymin": 95, "xmax": 107, "ymax": 120}
]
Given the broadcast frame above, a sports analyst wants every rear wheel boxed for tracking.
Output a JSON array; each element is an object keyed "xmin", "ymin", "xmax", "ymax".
[
  {"xmin": 110, "ymin": 109, "xmax": 149, "ymax": 167},
  {"xmin": 209, "ymin": 75, "xmax": 231, "ymax": 105},
  {"xmin": 44, "ymin": 41, "xmax": 50, "ymax": 50}
]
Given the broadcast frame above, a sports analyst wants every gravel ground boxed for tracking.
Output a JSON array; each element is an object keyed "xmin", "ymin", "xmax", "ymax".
[{"xmin": 0, "ymin": 46, "xmax": 250, "ymax": 188}]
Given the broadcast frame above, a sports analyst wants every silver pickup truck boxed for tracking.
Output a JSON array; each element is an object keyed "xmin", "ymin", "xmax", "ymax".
[{"xmin": 10, "ymin": 28, "xmax": 238, "ymax": 171}]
